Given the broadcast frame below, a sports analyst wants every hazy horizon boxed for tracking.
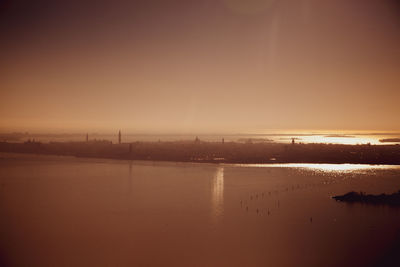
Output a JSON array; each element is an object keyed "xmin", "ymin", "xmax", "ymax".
[
  {"xmin": 2, "ymin": 129, "xmax": 400, "ymax": 136},
  {"xmin": 1, "ymin": 0, "xmax": 400, "ymax": 133}
]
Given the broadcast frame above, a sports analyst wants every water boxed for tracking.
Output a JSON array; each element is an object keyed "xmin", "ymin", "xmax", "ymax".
[{"xmin": 1, "ymin": 153, "xmax": 400, "ymax": 266}]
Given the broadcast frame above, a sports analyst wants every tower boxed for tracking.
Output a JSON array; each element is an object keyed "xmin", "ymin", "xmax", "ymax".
[{"xmin": 118, "ymin": 130, "xmax": 121, "ymax": 144}]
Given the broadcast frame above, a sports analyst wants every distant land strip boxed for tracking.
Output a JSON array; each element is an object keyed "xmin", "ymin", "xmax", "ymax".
[
  {"xmin": 380, "ymin": 138, "xmax": 400, "ymax": 143},
  {"xmin": 1, "ymin": 140, "xmax": 400, "ymax": 165},
  {"xmin": 333, "ymin": 191, "xmax": 400, "ymax": 206}
]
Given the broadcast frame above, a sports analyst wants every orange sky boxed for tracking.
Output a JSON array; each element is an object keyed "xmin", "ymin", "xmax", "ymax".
[{"xmin": 1, "ymin": 0, "xmax": 399, "ymax": 133}]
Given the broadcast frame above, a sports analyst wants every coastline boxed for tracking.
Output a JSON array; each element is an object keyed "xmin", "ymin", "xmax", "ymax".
[{"xmin": 1, "ymin": 141, "xmax": 399, "ymax": 165}]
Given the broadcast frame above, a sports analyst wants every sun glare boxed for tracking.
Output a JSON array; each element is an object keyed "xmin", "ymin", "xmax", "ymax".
[
  {"xmin": 232, "ymin": 163, "xmax": 400, "ymax": 172},
  {"xmin": 299, "ymin": 135, "xmax": 379, "ymax": 145}
]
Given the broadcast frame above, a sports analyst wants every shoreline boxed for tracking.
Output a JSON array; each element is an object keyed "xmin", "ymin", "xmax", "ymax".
[{"xmin": 1, "ymin": 141, "xmax": 399, "ymax": 165}]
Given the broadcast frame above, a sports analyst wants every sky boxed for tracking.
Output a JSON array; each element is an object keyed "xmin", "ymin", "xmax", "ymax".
[{"xmin": 1, "ymin": 0, "xmax": 400, "ymax": 134}]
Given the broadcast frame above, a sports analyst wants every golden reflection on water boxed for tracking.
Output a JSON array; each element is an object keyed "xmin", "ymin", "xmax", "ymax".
[
  {"xmin": 211, "ymin": 166, "xmax": 224, "ymax": 222},
  {"xmin": 301, "ymin": 135, "xmax": 379, "ymax": 145},
  {"xmin": 232, "ymin": 163, "xmax": 400, "ymax": 173}
]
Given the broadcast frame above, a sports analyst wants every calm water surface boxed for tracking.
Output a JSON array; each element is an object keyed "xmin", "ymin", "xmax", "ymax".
[{"xmin": 1, "ymin": 153, "xmax": 400, "ymax": 266}]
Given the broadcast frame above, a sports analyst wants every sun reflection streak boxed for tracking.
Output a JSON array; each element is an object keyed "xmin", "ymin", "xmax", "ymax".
[
  {"xmin": 231, "ymin": 163, "xmax": 400, "ymax": 173},
  {"xmin": 300, "ymin": 135, "xmax": 379, "ymax": 145},
  {"xmin": 211, "ymin": 166, "xmax": 224, "ymax": 223}
]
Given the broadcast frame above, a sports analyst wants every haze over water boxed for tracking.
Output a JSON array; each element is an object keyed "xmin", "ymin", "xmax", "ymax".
[{"xmin": 1, "ymin": 153, "xmax": 400, "ymax": 266}]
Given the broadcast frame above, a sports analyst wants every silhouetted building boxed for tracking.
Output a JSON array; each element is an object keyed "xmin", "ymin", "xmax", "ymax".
[
  {"xmin": 118, "ymin": 130, "xmax": 121, "ymax": 144},
  {"xmin": 292, "ymin": 138, "xmax": 295, "ymax": 145},
  {"xmin": 222, "ymin": 138, "xmax": 224, "ymax": 144}
]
